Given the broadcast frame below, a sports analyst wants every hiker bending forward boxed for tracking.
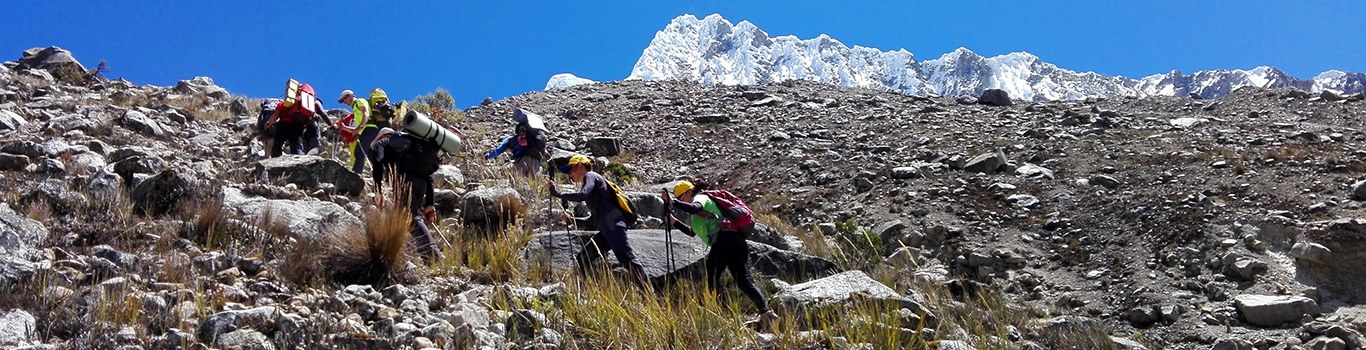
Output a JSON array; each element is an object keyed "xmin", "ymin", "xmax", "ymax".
[
  {"xmin": 663, "ymin": 181, "xmax": 769, "ymax": 312},
  {"xmin": 547, "ymin": 155, "xmax": 649, "ymax": 286},
  {"xmin": 372, "ymin": 128, "xmax": 440, "ymax": 260}
]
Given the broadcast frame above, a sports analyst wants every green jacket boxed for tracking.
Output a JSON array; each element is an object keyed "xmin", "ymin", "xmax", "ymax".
[{"xmin": 689, "ymin": 194, "xmax": 724, "ymax": 246}]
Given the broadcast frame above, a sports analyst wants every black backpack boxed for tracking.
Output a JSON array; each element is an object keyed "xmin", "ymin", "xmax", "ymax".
[
  {"xmin": 386, "ymin": 133, "xmax": 441, "ymax": 177},
  {"xmin": 257, "ymin": 98, "xmax": 280, "ymax": 133},
  {"xmin": 521, "ymin": 123, "xmax": 548, "ymax": 158},
  {"xmin": 371, "ymin": 101, "xmax": 397, "ymax": 128}
]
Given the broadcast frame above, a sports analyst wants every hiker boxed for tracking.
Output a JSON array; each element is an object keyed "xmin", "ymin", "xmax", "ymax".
[
  {"xmin": 547, "ymin": 155, "xmax": 649, "ymax": 286},
  {"xmin": 371, "ymin": 127, "xmax": 441, "ymax": 260},
  {"xmin": 662, "ymin": 181, "xmax": 769, "ymax": 313},
  {"xmin": 259, "ymin": 97, "xmax": 328, "ymax": 158},
  {"xmin": 337, "ymin": 89, "xmax": 373, "ymax": 174},
  {"xmin": 300, "ymin": 101, "xmax": 332, "ymax": 155},
  {"xmin": 264, "ymin": 82, "xmax": 322, "ymax": 158},
  {"xmin": 485, "ymin": 122, "xmax": 547, "ymax": 177}
]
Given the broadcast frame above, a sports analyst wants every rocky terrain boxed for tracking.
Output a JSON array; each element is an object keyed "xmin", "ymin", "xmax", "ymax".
[{"xmin": 2, "ymin": 46, "xmax": 1366, "ymax": 350}]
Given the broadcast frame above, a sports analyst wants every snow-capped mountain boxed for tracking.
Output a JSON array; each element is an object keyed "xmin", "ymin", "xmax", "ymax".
[
  {"xmin": 627, "ymin": 14, "xmax": 1364, "ymax": 100},
  {"xmin": 544, "ymin": 73, "xmax": 597, "ymax": 90}
]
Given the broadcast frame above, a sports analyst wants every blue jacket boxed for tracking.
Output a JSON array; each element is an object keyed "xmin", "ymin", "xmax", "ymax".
[{"xmin": 485, "ymin": 136, "xmax": 527, "ymax": 160}]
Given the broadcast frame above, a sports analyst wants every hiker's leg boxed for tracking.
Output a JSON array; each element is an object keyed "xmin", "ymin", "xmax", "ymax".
[
  {"xmin": 349, "ymin": 141, "xmax": 366, "ymax": 173},
  {"xmin": 575, "ymin": 232, "xmax": 608, "ymax": 276},
  {"xmin": 265, "ymin": 137, "xmax": 279, "ymax": 158},
  {"xmin": 302, "ymin": 122, "xmax": 320, "ymax": 154},
  {"xmin": 410, "ymin": 216, "xmax": 437, "ymax": 260},
  {"xmin": 705, "ymin": 244, "xmax": 724, "ymax": 292},
  {"xmin": 345, "ymin": 141, "xmax": 359, "ymax": 170},
  {"xmin": 603, "ymin": 222, "xmax": 648, "ymax": 285},
  {"xmin": 358, "ymin": 126, "xmax": 379, "ymax": 168},
  {"xmin": 277, "ymin": 123, "xmax": 305, "ymax": 156},
  {"xmin": 726, "ymin": 234, "xmax": 768, "ymax": 311}
]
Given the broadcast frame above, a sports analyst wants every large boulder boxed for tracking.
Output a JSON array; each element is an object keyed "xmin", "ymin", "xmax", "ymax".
[
  {"xmin": 0, "ymin": 309, "xmax": 36, "ymax": 347},
  {"xmin": 112, "ymin": 154, "xmax": 166, "ymax": 185},
  {"xmin": 255, "ymin": 155, "xmax": 363, "ymax": 196},
  {"xmin": 132, "ymin": 168, "xmax": 199, "ymax": 217},
  {"xmin": 221, "ymin": 188, "xmax": 361, "ymax": 241},
  {"xmin": 963, "ymin": 149, "xmax": 1007, "ymax": 174},
  {"xmin": 0, "ymin": 110, "xmax": 25, "ymax": 131},
  {"xmin": 524, "ymin": 229, "xmax": 833, "ymax": 283},
  {"xmin": 432, "ymin": 165, "xmax": 465, "ymax": 188},
  {"xmin": 198, "ymin": 306, "xmax": 280, "ymax": 345},
  {"xmin": 624, "ymin": 191, "xmax": 666, "ymax": 220},
  {"xmin": 174, "ymin": 76, "xmax": 231, "ymax": 99},
  {"xmin": 18, "ymin": 46, "xmax": 86, "ymax": 73},
  {"xmin": 0, "ymin": 153, "xmax": 29, "ymax": 171},
  {"xmin": 462, "ymin": 186, "xmax": 524, "ymax": 230},
  {"xmin": 1234, "ymin": 294, "xmax": 1320, "ymax": 327},
  {"xmin": 0, "ymin": 203, "xmax": 46, "ymax": 257},
  {"xmin": 773, "ymin": 270, "xmax": 933, "ymax": 318},
  {"xmin": 749, "ymin": 223, "xmax": 802, "ymax": 251},
  {"xmin": 523, "ymin": 229, "xmax": 709, "ymax": 280},
  {"xmin": 215, "ymin": 329, "xmax": 275, "ymax": 350},
  {"xmin": 748, "ymin": 241, "xmax": 836, "ymax": 281},
  {"xmin": 978, "ymin": 89, "xmax": 1013, "ymax": 106},
  {"xmin": 121, "ymin": 110, "xmax": 165, "ymax": 138},
  {"xmin": 586, "ymin": 137, "xmax": 623, "ymax": 157},
  {"xmin": 1353, "ymin": 180, "xmax": 1366, "ymax": 200}
]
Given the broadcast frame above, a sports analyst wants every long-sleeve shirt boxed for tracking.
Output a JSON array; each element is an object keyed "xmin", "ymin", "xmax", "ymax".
[
  {"xmin": 485, "ymin": 136, "xmax": 526, "ymax": 160},
  {"xmin": 668, "ymin": 195, "xmax": 724, "ymax": 246},
  {"xmin": 549, "ymin": 172, "xmax": 623, "ymax": 230}
]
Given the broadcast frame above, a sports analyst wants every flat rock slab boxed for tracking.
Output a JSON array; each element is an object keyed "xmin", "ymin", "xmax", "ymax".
[
  {"xmin": 524, "ymin": 229, "xmax": 708, "ymax": 279},
  {"xmin": 774, "ymin": 270, "xmax": 927, "ymax": 314},
  {"xmin": 524, "ymin": 229, "xmax": 835, "ymax": 283},
  {"xmin": 255, "ymin": 155, "xmax": 363, "ymax": 196},
  {"xmin": 222, "ymin": 188, "xmax": 361, "ymax": 241},
  {"xmin": 1235, "ymin": 294, "xmax": 1320, "ymax": 327}
]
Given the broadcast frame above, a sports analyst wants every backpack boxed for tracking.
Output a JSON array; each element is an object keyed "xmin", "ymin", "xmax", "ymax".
[
  {"xmin": 702, "ymin": 190, "xmax": 755, "ymax": 231},
  {"xmin": 603, "ymin": 179, "xmax": 639, "ymax": 228},
  {"xmin": 522, "ymin": 124, "xmax": 548, "ymax": 158},
  {"xmin": 396, "ymin": 134, "xmax": 441, "ymax": 177},
  {"xmin": 257, "ymin": 98, "xmax": 281, "ymax": 133},
  {"xmin": 371, "ymin": 101, "xmax": 397, "ymax": 127},
  {"xmin": 279, "ymin": 80, "xmax": 317, "ymax": 124}
]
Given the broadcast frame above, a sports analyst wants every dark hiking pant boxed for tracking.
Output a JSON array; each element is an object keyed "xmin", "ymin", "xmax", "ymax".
[
  {"xmin": 270, "ymin": 122, "xmax": 305, "ymax": 158},
  {"xmin": 575, "ymin": 221, "xmax": 649, "ymax": 286},
  {"xmin": 405, "ymin": 176, "xmax": 438, "ymax": 260},
  {"xmin": 354, "ymin": 125, "xmax": 380, "ymax": 174},
  {"xmin": 708, "ymin": 230, "xmax": 768, "ymax": 311}
]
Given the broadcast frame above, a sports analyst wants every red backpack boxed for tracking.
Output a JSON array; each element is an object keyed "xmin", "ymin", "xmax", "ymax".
[
  {"xmin": 279, "ymin": 80, "xmax": 317, "ymax": 124},
  {"xmin": 703, "ymin": 189, "xmax": 755, "ymax": 231}
]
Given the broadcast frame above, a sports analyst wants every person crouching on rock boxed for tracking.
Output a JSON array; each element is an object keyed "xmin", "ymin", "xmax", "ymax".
[
  {"xmin": 547, "ymin": 155, "xmax": 649, "ymax": 288},
  {"xmin": 662, "ymin": 181, "xmax": 770, "ymax": 314},
  {"xmin": 372, "ymin": 128, "xmax": 440, "ymax": 260}
]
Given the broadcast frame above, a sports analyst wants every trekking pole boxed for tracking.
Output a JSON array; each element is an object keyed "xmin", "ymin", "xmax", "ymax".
[
  {"xmin": 662, "ymin": 190, "xmax": 674, "ymax": 284},
  {"xmin": 546, "ymin": 167, "xmax": 555, "ymax": 273}
]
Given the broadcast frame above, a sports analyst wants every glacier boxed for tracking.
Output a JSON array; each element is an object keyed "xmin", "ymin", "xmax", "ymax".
[
  {"xmin": 625, "ymin": 13, "xmax": 1364, "ymax": 100},
  {"xmin": 544, "ymin": 73, "xmax": 597, "ymax": 90}
]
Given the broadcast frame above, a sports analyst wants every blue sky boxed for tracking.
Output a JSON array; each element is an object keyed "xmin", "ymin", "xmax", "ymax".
[{"xmin": 4, "ymin": 1, "xmax": 1363, "ymax": 109}]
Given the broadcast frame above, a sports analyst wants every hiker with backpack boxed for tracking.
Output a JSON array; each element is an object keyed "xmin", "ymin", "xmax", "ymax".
[
  {"xmin": 487, "ymin": 109, "xmax": 549, "ymax": 177},
  {"xmin": 371, "ymin": 127, "xmax": 442, "ymax": 260},
  {"xmin": 337, "ymin": 89, "xmax": 373, "ymax": 174},
  {"xmin": 264, "ymin": 81, "xmax": 323, "ymax": 158},
  {"xmin": 661, "ymin": 181, "xmax": 770, "ymax": 313},
  {"xmin": 547, "ymin": 155, "xmax": 649, "ymax": 287}
]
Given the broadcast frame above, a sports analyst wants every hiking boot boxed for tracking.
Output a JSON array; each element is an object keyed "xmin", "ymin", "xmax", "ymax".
[{"xmin": 758, "ymin": 310, "xmax": 779, "ymax": 332}]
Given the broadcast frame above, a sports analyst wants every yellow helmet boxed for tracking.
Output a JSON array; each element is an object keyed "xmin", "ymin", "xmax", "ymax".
[
  {"xmin": 369, "ymin": 88, "xmax": 388, "ymax": 104},
  {"xmin": 673, "ymin": 181, "xmax": 695, "ymax": 198},
  {"xmin": 559, "ymin": 155, "xmax": 593, "ymax": 174}
]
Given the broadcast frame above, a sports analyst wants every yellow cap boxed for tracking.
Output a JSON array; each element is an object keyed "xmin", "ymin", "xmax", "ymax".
[
  {"xmin": 559, "ymin": 155, "xmax": 593, "ymax": 174},
  {"xmin": 673, "ymin": 181, "xmax": 695, "ymax": 198}
]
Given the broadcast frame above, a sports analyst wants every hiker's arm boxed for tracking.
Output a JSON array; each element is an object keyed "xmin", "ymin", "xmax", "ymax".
[
  {"xmin": 423, "ymin": 180, "xmax": 435, "ymax": 208},
  {"xmin": 313, "ymin": 101, "xmax": 332, "ymax": 125},
  {"xmin": 551, "ymin": 176, "xmax": 599, "ymax": 202},
  {"xmin": 669, "ymin": 216, "xmax": 694, "ymax": 235},
  {"xmin": 486, "ymin": 137, "xmax": 514, "ymax": 159},
  {"xmin": 669, "ymin": 200, "xmax": 704, "ymax": 214},
  {"xmin": 266, "ymin": 107, "xmax": 281, "ymax": 125}
]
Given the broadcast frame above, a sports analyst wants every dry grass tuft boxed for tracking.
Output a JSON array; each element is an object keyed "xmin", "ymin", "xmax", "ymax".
[{"xmin": 323, "ymin": 190, "xmax": 417, "ymax": 286}]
